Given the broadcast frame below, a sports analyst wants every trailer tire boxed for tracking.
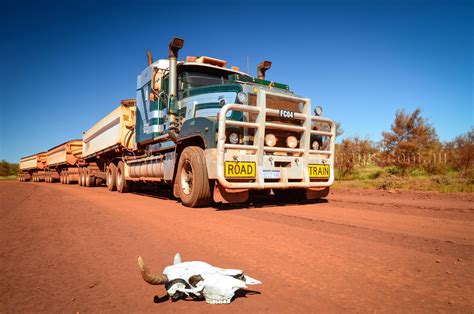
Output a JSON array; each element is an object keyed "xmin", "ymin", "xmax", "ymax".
[
  {"xmin": 78, "ymin": 168, "xmax": 83, "ymax": 186},
  {"xmin": 66, "ymin": 171, "xmax": 70, "ymax": 184},
  {"xmin": 78, "ymin": 168, "xmax": 82, "ymax": 186},
  {"xmin": 176, "ymin": 146, "xmax": 212, "ymax": 208},
  {"xmin": 81, "ymin": 168, "xmax": 87, "ymax": 186},
  {"xmin": 85, "ymin": 168, "xmax": 96, "ymax": 187},
  {"xmin": 116, "ymin": 161, "xmax": 130, "ymax": 193},
  {"xmin": 106, "ymin": 163, "xmax": 117, "ymax": 191}
]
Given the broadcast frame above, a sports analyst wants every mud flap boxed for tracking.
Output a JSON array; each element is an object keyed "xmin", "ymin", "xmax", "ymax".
[
  {"xmin": 306, "ymin": 187, "xmax": 330, "ymax": 199},
  {"xmin": 213, "ymin": 183, "xmax": 249, "ymax": 204}
]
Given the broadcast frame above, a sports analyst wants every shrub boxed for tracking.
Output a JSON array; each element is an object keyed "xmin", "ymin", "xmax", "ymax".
[
  {"xmin": 378, "ymin": 108, "xmax": 442, "ymax": 174},
  {"xmin": 335, "ymin": 136, "xmax": 378, "ymax": 176},
  {"xmin": 444, "ymin": 127, "xmax": 473, "ymax": 177}
]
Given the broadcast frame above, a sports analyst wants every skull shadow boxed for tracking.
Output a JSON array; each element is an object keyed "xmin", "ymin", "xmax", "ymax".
[
  {"xmin": 232, "ymin": 289, "xmax": 262, "ymax": 300},
  {"xmin": 153, "ymin": 289, "xmax": 261, "ymax": 304}
]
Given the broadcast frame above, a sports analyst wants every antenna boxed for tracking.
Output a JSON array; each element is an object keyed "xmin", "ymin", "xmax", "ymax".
[{"xmin": 247, "ymin": 56, "xmax": 250, "ymax": 74}]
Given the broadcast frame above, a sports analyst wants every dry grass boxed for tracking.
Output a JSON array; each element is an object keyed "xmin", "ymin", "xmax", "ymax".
[
  {"xmin": 0, "ymin": 175, "xmax": 17, "ymax": 181},
  {"xmin": 333, "ymin": 165, "xmax": 473, "ymax": 193}
]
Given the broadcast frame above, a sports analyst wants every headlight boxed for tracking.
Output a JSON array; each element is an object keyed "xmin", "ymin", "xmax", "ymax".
[
  {"xmin": 314, "ymin": 106, "xmax": 323, "ymax": 116},
  {"xmin": 286, "ymin": 136, "xmax": 298, "ymax": 148},
  {"xmin": 265, "ymin": 134, "xmax": 277, "ymax": 147},
  {"xmin": 228, "ymin": 132, "xmax": 240, "ymax": 144},
  {"xmin": 236, "ymin": 92, "xmax": 248, "ymax": 104},
  {"xmin": 312, "ymin": 140, "xmax": 320, "ymax": 150}
]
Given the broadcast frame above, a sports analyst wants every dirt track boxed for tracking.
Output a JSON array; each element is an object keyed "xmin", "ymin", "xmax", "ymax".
[{"xmin": 0, "ymin": 181, "xmax": 473, "ymax": 312}]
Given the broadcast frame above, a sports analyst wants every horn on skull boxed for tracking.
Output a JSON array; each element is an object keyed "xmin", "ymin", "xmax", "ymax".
[{"xmin": 137, "ymin": 256, "xmax": 169, "ymax": 285}]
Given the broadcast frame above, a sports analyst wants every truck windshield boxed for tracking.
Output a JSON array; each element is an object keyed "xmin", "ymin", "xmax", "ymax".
[{"xmin": 182, "ymin": 72, "xmax": 229, "ymax": 89}]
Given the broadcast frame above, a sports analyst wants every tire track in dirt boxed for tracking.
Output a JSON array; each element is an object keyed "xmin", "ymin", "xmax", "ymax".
[{"xmin": 1, "ymin": 182, "xmax": 473, "ymax": 312}]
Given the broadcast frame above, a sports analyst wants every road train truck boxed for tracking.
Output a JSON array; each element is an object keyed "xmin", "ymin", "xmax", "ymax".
[{"xmin": 21, "ymin": 37, "xmax": 336, "ymax": 207}]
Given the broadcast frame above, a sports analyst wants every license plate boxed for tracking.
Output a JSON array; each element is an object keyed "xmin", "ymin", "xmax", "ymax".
[
  {"xmin": 260, "ymin": 169, "xmax": 281, "ymax": 179},
  {"xmin": 279, "ymin": 109, "xmax": 294, "ymax": 119},
  {"xmin": 225, "ymin": 162, "xmax": 256, "ymax": 178},
  {"xmin": 308, "ymin": 164, "xmax": 330, "ymax": 178}
]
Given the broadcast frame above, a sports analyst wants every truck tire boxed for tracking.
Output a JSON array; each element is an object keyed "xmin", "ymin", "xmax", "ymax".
[
  {"xmin": 66, "ymin": 171, "xmax": 70, "ymax": 184},
  {"xmin": 78, "ymin": 168, "xmax": 83, "ymax": 186},
  {"xmin": 85, "ymin": 167, "xmax": 96, "ymax": 187},
  {"xmin": 106, "ymin": 163, "xmax": 117, "ymax": 191},
  {"xmin": 81, "ymin": 168, "xmax": 87, "ymax": 186},
  {"xmin": 116, "ymin": 161, "xmax": 130, "ymax": 193},
  {"xmin": 176, "ymin": 146, "xmax": 212, "ymax": 207}
]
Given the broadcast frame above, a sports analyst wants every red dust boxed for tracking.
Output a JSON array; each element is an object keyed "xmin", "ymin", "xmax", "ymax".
[{"xmin": 0, "ymin": 182, "xmax": 473, "ymax": 312}]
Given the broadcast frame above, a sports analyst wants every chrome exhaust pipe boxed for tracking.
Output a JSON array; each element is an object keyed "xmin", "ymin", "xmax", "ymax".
[{"xmin": 168, "ymin": 37, "xmax": 184, "ymax": 121}]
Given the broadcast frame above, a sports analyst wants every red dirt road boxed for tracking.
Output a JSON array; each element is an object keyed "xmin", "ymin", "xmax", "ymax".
[{"xmin": 1, "ymin": 181, "xmax": 473, "ymax": 312}]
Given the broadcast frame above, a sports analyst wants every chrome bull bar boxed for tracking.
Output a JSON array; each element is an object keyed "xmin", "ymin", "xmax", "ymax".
[{"xmin": 217, "ymin": 89, "xmax": 335, "ymax": 189}]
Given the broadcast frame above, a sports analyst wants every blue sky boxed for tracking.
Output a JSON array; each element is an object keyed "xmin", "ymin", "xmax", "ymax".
[{"xmin": 0, "ymin": 0, "xmax": 472, "ymax": 163}]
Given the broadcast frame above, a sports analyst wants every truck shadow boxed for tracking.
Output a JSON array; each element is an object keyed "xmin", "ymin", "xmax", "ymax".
[
  {"xmin": 130, "ymin": 185, "xmax": 329, "ymax": 210},
  {"xmin": 215, "ymin": 194, "xmax": 329, "ymax": 211}
]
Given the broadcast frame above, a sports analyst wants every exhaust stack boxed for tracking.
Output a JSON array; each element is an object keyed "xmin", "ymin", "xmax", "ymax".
[
  {"xmin": 167, "ymin": 37, "xmax": 184, "ymax": 131},
  {"xmin": 147, "ymin": 50, "xmax": 153, "ymax": 66},
  {"xmin": 257, "ymin": 60, "xmax": 272, "ymax": 80},
  {"xmin": 168, "ymin": 37, "xmax": 184, "ymax": 108}
]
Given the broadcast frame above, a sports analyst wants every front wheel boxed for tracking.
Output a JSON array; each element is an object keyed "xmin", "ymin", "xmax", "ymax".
[{"xmin": 176, "ymin": 146, "xmax": 212, "ymax": 207}]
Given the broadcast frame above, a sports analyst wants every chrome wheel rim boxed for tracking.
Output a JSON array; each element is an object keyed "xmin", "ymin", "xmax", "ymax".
[{"xmin": 180, "ymin": 160, "xmax": 193, "ymax": 196}]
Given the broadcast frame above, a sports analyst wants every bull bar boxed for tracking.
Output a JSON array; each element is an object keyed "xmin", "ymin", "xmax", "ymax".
[{"xmin": 217, "ymin": 89, "xmax": 336, "ymax": 189}]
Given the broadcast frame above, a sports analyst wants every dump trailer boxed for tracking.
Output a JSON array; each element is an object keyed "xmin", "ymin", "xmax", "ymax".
[
  {"xmin": 78, "ymin": 36, "xmax": 336, "ymax": 207},
  {"xmin": 18, "ymin": 152, "xmax": 47, "ymax": 182},
  {"xmin": 44, "ymin": 140, "xmax": 83, "ymax": 183},
  {"xmin": 79, "ymin": 99, "xmax": 136, "ymax": 188}
]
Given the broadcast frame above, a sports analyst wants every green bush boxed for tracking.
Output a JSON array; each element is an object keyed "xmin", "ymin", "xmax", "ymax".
[{"xmin": 0, "ymin": 160, "xmax": 19, "ymax": 176}]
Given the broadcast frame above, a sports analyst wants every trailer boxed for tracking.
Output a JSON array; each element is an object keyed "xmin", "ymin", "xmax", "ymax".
[
  {"xmin": 44, "ymin": 140, "xmax": 83, "ymax": 183},
  {"xmin": 79, "ymin": 99, "xmax": 136, "ymax": 188},
  {"xmin": 18, "ymin": 152, "xmax": 47, "ymax": 182}
]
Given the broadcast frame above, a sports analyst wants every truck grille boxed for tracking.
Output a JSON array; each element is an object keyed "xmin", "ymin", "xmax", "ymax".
[{"xmin": 247, "ymin": 93, "xmax": 304, "ymax": 154}]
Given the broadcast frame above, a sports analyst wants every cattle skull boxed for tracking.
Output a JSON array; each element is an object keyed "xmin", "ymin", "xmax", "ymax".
[{"xmin": 137, "ymin": 253, "xmax": 261, "ymax": 304}]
